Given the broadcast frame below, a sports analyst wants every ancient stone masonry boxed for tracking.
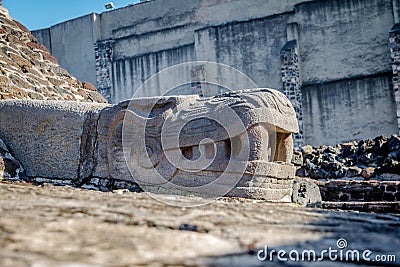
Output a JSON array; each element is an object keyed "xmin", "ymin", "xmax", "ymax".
[
  {"xmin": 389, "ymin": 24, "xmax": 400, "ymax": 134},
  {"xmin": 317, "ymin": 180, "xmax": 400, "ymax": 202},
  {"xmin": 0, "ymin": 6, "xmax": 106, "ymax": 102},
  {"xmin": 293, "ymin": 135, "xmax": 400, "ymax": 210},
  {"xmin": 281, "ymin": 40, "xmax": 304, "ymax": 148},
  {"xmin": 0, "ymin": 88, "xmax": 300, "ymax": 201},
  {"xmin": 95, "ymin": 39, "xmax": 114, "ymax": 103}
]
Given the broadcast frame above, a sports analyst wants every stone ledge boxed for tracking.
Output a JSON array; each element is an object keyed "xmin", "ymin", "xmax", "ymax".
[{"xmin": 323, "ymin": 201, "xmax": 400, "ymax": 213}]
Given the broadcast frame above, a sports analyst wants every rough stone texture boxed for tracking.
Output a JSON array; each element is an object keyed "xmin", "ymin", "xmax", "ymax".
[
  {"xmin": 195, "ymin": 14, "xmax": 290, "ymax": 93},
  {"xmin": 296, "ymin": 135, "xmax": 400, "ymax": 181},
  {"xmin": 94, "ymin": 39, "xmax": 114, "ymax": 103},
  {"xmin": 112, "ymin": 45, "xmax": 196, "ymax": 101},
  {"xmin": 296, "ymin": 0, "xmax": 393, "ymax": 84},
  {"xmin": 281, "ymin": 39, "xmax": 304, "ymax": 148},
  {"xmin": 0, "ymin": 182, "xmax": 399, "ymax": 266},
  {"xmin": 302, "ymin": 75, "xmax": 398, "ymax": 146},
  {"xmin": 95, "ymin": 88, "xmax": 298, "ymax": 200},
  {"xmin": 0, "ymin": 6, "xmax": 106, "ymax": 102},
  {"xmin": 389, "ymin": 23, "xmax": 400, "ymax": 135},
  {"xmin": 292, "ymin": 177, "xmax": 322, "ymax": 208},
  {"xmin": 323, "ymin": 201, "xmax": 400, "ymax": 213},
  {"xmin": 0, "ymin": 138, "xmax": 23, "ymax": 181},
  {"xmin": 294, "ymin": 135, "xmax": 400, "ymax": 211},
  {"xmin": 0, "ymin": 100, "xmax": 109, "ymax": 180}
]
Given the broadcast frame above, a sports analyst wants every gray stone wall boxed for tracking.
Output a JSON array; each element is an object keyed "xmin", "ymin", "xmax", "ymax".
[
  {"xmin": 302, "ymin": 75, "xmax": 398, "ymax": 146},
  {"xmin": 34, "ymin": 13, "xmax": 100, "ymax": 86},
  {"xmin": 389, "ymin": 24, "xmax": 400, "ymax": 135},
  {"xmin": 295, "ymin": 0, "xmax": 394, "ymax": 84},
  {"xmin": 195, "ymin": 14, "xmax": 289, "ymax": 90},
  {"xmin": 111, "ymin": 45, "xmax": 195, "ymax": 101}
]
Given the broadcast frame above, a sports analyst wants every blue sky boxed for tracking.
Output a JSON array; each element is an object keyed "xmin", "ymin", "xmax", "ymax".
[{"xmin": 2, "ymin": 0, "xmax": 140, "ymax": 30}]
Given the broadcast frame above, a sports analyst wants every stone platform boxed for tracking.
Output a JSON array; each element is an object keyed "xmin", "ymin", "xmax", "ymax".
[{"xmin": 0, "ymin": 182, "xmax": 398, "ymax": 267}]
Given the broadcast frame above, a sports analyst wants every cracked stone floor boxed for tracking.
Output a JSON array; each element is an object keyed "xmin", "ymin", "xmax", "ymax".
[{"xmin": 0, "ymin": 182, "xmax": 399, "ymax": 267}]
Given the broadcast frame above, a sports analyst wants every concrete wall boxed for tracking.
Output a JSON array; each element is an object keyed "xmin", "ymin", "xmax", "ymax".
[
  {"xmin": 112, "ymin": 45, "xmax": 195, "ymax": 100},
  {"xmin": 31, "ymin": 0, "xmax": 400, "ymax": 145},
  {"xmin": 303, "ymin": 74, "xmax": 397, "ymax": 146},
  {"xmin": 195, "ymin": 14, "xmax": 290, "ymax": 90},
  {"xmin": 33, "ymin": 14, "xmax": 100, "ymax": 86},
  {"xmin": 295, "ymin": 0, "xmax": 394, "ymax": 84}
]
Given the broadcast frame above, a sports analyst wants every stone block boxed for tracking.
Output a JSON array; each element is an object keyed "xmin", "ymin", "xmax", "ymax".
[
  {"xmin": 0, "ymin": 100, "xmax": 108, "ymax": 179},
  {"xmin": 93, "ymin": 88, "xmax": 298, "ymax": 200},
  {"xmin": 292, "ymin": 178, "xmax": 322, "ymax": 207}
]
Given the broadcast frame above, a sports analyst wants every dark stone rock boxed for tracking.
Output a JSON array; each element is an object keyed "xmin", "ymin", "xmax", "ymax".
[
  {"xmin": 295, "ymin": 167, "xmax": 307, "ymax": 177},
  {"xmin": 0, "ymin": 157, "xmax": 19, "ymax": 177},
  {"xmin": 383, "ymin": 192, "xmax": 395, "ymax": 201},
  {"xmin": 322, "ymin": 153, "xmax": 336, "ymax": 163},
  {"xmin": 339, "ymin": 193, "xmax": 350, "ymax": 201},
  {"xmin": 361, "ymin": 167, "xmax": 375, "ymax": 180},
  {"xmin": 0, "ymin": 138, "xmax": 24, "ymax": 180},
  {"xmin": 291, "ymin": 151, "xmax": 303, "ymax": 166},
  {"xmin": 387, "ymin": 134, "xmax": 400, "ymax": 152},
  {"xmin": 304, "ymin": 161, "xmax": 315, "ymax": 171},
  {"xmin": 341, "ymin": 145, "xmax": 356, "ymax": 158},
  {"xmin": 371, "ymin": 191, "xmax": 384, "ymax": 201},
  {"xmin": 391, "ymin": 150, "xmax": 400, "ymax": 161},
  {"xmin": 309, "ymin": 168, "xmax": 327, "ymax": 179},
  {"xmin": 377, "ymin": 161, "xmax": 400, "ymax": 175},
  {"xmin": 324, "ymin": 146, "xmax": 338, "ymax": 154},
  {"xmin": 386, "ymin": 185, "xmax": 397, "ymax": 192},
  {"xmin": 351, "ymin": 191, "xmax": 364, "ymax": 201},
  {"xmin": 178, "ymin": 224, "xmax": 198, "ymax": 232},
  {"xmin": 372, "ymin": 135, "xmax": 389, "ymax": 155},
  {"xmin": 335, "ymin": 168, "xmax": 347, "ymax": 178},
  {"xmin": 303, "ymin": 153, "xmax": 315, "ymax": 162},
  {"xmin": 346, "ymin": 166, "xmax": 362, "ymax": 177},
  {"xmin": 359, "ymin": 153, "xmax": 373, "ymax": 165}
]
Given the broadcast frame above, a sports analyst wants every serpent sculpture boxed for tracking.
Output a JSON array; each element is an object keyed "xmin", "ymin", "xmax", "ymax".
[
  {"xmin": 0, "ymin": 88, "xmax": 298, "ymax": 201},
  {"xmin": 95, "ymin": 88, "xmax": 299, "ymax": 200}
]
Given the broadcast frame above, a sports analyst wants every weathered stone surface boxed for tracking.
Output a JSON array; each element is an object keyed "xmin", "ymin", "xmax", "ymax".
[
  {"xmin": 292, "ymin": 177, "xmax": 322, "ymax": 207},
  {"xmin": 0, "ymin": 138, "xmax": 23, "ymax": 180},
  {"xmin": 0, "ymin": 100, "xmax": 109, "ymax": 180},
  {"xmin": 0, "ymin": 6, "xmax": 106, "ymax": 102},
  {"xmin": 95, "ymin": 88, "xmax": 298, "ymax": 200},
  {"xmin": 0, "ymin": 182, "xmax": 399, "ymax": 266}
]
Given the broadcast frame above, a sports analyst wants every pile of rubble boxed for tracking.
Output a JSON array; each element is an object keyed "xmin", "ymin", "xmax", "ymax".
[{"xmin": 295, "ymin": 135, "xmax": 400, "ymax": 180}]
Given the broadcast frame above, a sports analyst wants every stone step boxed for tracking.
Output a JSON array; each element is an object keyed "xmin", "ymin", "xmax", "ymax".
[
  {"xmin": 323, "ymin": 201, "xmax": 400, "ymax": 213},
  {"xmin": 315, "ymin": 179, "xmax": 400, "ymax": 202}
]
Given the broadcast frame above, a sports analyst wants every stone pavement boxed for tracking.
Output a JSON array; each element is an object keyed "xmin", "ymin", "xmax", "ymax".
[{"xmin": 0, "ymin": 182, "xmax": 399, "ymax": 266}]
